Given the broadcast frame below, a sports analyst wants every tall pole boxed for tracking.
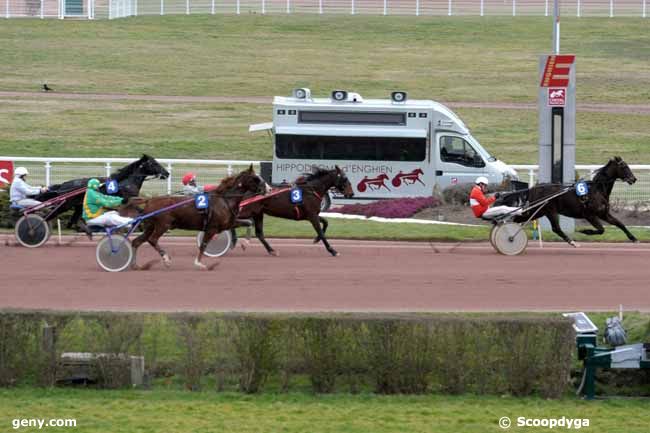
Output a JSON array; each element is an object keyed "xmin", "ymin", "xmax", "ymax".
[{"xmin": 552, "ymin": 0, "xmax": 560, "ymax": 54}]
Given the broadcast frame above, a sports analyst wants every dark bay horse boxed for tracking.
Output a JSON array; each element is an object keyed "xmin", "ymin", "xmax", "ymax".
[
  {"xmin": 500, "ymin": 156, "xmax": 637, "ymax": 246},
  {"xmin": 237, "ymin": 166, "xmax": 354, "ymax": 257},
  {"xmin": 34, "ymin": 154, "xmax": 169, "ymax": 231},
  {"xmin": 126, "ymin": 165, "xmax": 268, "ymax": 270}
]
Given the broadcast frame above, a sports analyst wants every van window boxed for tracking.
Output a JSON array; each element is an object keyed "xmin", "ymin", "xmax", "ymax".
[
  {"xmin": 276, "ymin": 135, "xmax": 426, "ymax": 162},
  {"xmin": 439, "ymin": 136, "xmax": 485, "ymax": 168}
]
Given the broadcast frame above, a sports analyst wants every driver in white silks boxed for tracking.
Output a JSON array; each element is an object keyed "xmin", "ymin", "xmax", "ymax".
[
  {"xmin": 469, "ymin": 176, "xmax": 522, "ymax": 220},
  {"xmin": 82, "ymin": 178, "xmax": 133, "ymax": 227},
  {"xmin": 181, "ymin": 172, "xmax": 216, "ymax": 195},
  {"xmin": 9, "ymin": 167, "xmax": 48, "ymax": 208}
]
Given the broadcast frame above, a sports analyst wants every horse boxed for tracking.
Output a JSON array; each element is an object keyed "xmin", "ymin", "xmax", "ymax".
[
  {"xmin": 125, "ymin": 165, "xmax": 269, "ymax": 270},
  {"xmin": 33, "ymin": 154, "xmax": 169, "ymax": 232},
  {"xmin": 236, "ymin": 166, "xmax": 354, "ymax": 257},
  {"xmin": 498, "ymin": 156, "xmax": 637, "ymax": 246}
]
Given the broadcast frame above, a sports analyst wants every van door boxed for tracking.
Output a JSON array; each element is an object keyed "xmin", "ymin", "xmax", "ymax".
[{"xmin": 434, "ymin": 133, "xmax": 486, "ymax": 189}]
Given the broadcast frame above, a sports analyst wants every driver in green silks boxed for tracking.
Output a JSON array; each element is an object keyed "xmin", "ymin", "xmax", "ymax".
[{"xmin": 82, "ymin": 178, "xmax": 133, "ymax": 227}]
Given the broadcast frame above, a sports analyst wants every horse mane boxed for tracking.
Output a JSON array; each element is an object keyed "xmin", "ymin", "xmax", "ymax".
[
  {"xmin": 300, "ymin": 168, "xmax": 332, "ymax": 183},
  {"xmin": 112, "ymin": 155, "xmax": 148, "ymax": 180},
  {"xmin": 592, "ymin": 157, "xmax": 619, "ymax": 183},
  {"xmin": 213, "ymin": 174, "xmax": 238, "ymax": 194}
]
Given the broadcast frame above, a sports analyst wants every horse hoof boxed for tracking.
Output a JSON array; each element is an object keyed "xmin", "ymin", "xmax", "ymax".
[
  {"xmin": 269, "ymin": 250, "xmax": 279, "ymax": 257},
  {"xmin": 208, "ymin": 261, "xmax": 220, "ymax": 271},
  {"xmin": 632, "ymin": 239, "xmax": 640, "ymax": 244},
  {"xmin": 331, "ymin": 251, "xmax": 339, "ymax": 257},
  {"xmin": 569, "ymin": 241, "xmax": 580, "ymax": 248}
]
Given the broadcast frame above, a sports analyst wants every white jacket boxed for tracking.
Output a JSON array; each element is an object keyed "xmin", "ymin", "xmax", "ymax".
[
  {"xmin": 183, "ymin": 184, "xmax": 204, "ymax": 195},
  {"xmin": 10, "ymin": 177, "xmax": 41, "ymax": 203}
]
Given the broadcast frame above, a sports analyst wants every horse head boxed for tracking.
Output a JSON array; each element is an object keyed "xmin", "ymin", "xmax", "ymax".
[
  {"xmin": 611, "ymin": 156, "xmax": 636, "ymax": 185},
  {"xmin": 334, "ymin": 165, "xmax": 354, "ymax": 198},
  {"xmin": 136, "ymin": 154, "xmax": 169, "ymax": 180},
  {"xmin": 232, "ymin": 165, "xmax": 268, "ymax": 196}
]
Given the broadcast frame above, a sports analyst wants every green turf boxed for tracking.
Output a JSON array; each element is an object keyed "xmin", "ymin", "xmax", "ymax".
[
  {"xmin": 1, "ymin": 99, "xmax": 650, "ymax": 165},
  {"xmin": 1, "ymin": 16, "xmax": 649, "ymax": 164},
  {"xmin": 1, "ymin": 387, "xmax": 649, "ymax": 433}
]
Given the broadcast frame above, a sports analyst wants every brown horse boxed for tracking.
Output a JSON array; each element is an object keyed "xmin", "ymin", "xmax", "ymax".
[
  {"xmin": 125, "ymin": 166, "xmax": 268, "ymax": 270},
  {"xmin": 237, "ymin": 166, "xmax": 354, "ymax": 257}
]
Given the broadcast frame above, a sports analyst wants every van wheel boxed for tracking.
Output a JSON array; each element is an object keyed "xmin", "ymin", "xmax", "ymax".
[{"xmin": 320, "ymin": 194, "xmax": 331, "ymax": 212}]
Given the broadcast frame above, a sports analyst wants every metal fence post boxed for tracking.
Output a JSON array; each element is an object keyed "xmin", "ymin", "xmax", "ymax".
[
  {"xmin": 105, "ymin": 162, "xmax": 112, "ymax": 178},
  {"xmin": 383, "ymin": 0, "xmax": 386, "ymax": 15},
  {"xmin": 41, "ymin": 0, "xmax": 44, "ymax": 18},
  {"xmin": 448, "ymin": 0, "xmax": 451, "ymax": 15},
  {"xmin": 160, "ymin": 0, "xmax": 163, "ymax": 15},
  {"xmin": 416, "ymin": 0, "xmax": 420, "ymax": 16},
  {"xmin": 135, "ymin": 0, "xmax": 138, "ymax": 16},
  {"xmin": 577, "ymin": 0, "xmax": 580, "ymax": 17},
  {"xmin": 109, "ymin": 0, "xmax": 112, "ymax": 18},
  {"xmin": 644, "ymin": 0, "xmax": 646, "ymax": 18},
  {"xmin": 545, "ymin": 0, "xmax": 548, "ymax": 16},
  {"xmin": 6, "ymin": 0, "xmax": 9, "ymax": 18},
  {"xmin": 480, "ymin": 0, "xmax": 483, "ymax": 16},
  {"xmin": 167, "ymin": 163, "xmax": 173, "ymax": 194},
  {"xmin": 529, "ymin": 168, "xmax": 535, "ymax": 186},
  {"xmin": 351, "ymin": 0, "xmax": 354, "ymax": 14},
  {"xmin": 318, "ymin": 0, "xmax": 322, "ymax": 13},
  {"xmin": 262, "ymin": 0, "xmax": 265, "ymax": 14},
  {"xmin": 512, "ymin": 0, "xmax": 515, "ymax": 16},
  {"xmin": 610, "ymin": 0, "xmax": 613, "ymax": 17},
  {"xmin": 45, "ymin": 161, "xmax": 51, "ymax": 186},
  {"xmin": 227, "ymin": 164, "xmax": 233, "ymax": 176},
  {"xmin": 186, "ymin": 0, "xmax": 189, "ymax": 14},
  {"xmin": 286, "ymin": 0, "xmax": 290, "ymax": 13},
  {"xmin": 211, "ymin": 0, "xmax": 214, "ymax": 14},
  {"xmin": 236, "ymin": 0, "xmax": 240, "ymax": 14}
]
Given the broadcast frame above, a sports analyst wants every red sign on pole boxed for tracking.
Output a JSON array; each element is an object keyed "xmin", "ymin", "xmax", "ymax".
[
  {"xmin": 548, "ymin": 88, "xmax": 567, "ymax": 106},
  {"xmin": 0, "ymin": 161, "xmax": 14, "ymax": 188},
  {"xmin": 540, "ymin": 55, "xmax": 575, "ymax": 87}
]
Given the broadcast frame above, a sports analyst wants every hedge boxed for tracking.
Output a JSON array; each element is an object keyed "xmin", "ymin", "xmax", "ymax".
[{"xmin": 0, "ymin": 311, "xmax": 576, "ymax": 397}]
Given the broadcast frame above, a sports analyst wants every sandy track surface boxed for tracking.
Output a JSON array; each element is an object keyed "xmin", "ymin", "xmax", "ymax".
[
  {"xmin": 1, "ymin": 237, "xmax": 649, "ymax": 312},
  {"xmin": 2, "ymin": 91, "xmax": 650, "ymax": 114}
]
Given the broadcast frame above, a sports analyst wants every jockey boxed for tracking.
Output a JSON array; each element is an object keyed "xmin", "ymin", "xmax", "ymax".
[
  {"xmin": 82, "ymin": 178, "xmax": 133, "ymax": 227},
  {"xmin": 9, "ymin": 167, "xmax": 47, "ymax": 208},
  {"xmin": 182, "ymin": 172, "xmax": 215, "ymax": 195},
  {"xmin": 470, "ymin": 176, "xmax": 520, "ymax": 220}
]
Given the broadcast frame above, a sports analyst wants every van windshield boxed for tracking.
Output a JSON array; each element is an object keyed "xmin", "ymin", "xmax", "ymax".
[{"xmin": 467, "ymin": 135, "xmax": 496, "ymax": 162}]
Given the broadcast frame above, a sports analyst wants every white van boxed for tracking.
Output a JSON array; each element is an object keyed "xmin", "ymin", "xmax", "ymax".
[{"xmin": 250, "ymin": 89, "xmax": 517, "ymax": 205}]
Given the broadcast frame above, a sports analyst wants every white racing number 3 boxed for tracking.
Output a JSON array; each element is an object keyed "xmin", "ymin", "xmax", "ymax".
[{"xmin": 290, "ymin": 188, "xmax": 303, "ymax": 204}]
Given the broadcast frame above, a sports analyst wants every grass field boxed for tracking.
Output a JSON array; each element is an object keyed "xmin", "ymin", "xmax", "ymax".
[
  {"xmin": 1, "ymin": 16, "xmax": 649, "ymax": 163},
  {"xmin": 2, "ymin": 388, "xmax": 650, "ymax": 433}
]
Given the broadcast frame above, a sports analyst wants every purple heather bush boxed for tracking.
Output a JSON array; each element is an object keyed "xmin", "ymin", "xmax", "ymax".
[{"xmin": 337, "ymin": 196, "xmax": 441, "ymax": 219}]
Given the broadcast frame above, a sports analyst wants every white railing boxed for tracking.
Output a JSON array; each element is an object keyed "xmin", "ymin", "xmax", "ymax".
[
  {"xmin": 0, "ymin": 156, "xmax": 261, "ymax": 196},
  {"xmin": 2, "ymin": 0, "xmax": 648, "ymax": 18},
  {"xmin": 2, "ymin": 157, "xmax": 650, "ymax": 204}
]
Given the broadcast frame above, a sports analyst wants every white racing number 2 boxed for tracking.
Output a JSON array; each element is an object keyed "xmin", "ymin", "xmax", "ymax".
[
  {"xmin": 575, "ymin": 181, "xmax": 589, "ymax": 197},
  {"xmin": 195, "ymin": 193, "xmax": 209, "ymax": 209},
  {"xmin": 290, "ymin": 188, "xmax": 303, "ymax": 204}
]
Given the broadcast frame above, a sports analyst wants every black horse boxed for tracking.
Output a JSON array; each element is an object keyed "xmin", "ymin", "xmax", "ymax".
[
  {"xmin": 237, "ymin": 166, "xmax": 354, "ymax": 256},
  {"xmin": 33, "ymin": 154, "xmax": 169, "ymax": 231},
  {"xmin": 498, "ymin": 156, "xmax": 637, "ymax": 246}
]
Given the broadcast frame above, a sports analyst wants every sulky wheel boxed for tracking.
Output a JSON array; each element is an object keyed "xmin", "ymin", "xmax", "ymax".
[
  {"xmin": 489, "ymin": 224, "xmax": 499, "ymax": 253},
  {"xmin": 198, "ymin": 230, "xmax": 232, "ymax": 258},
  {"xmin": 493, "ymin": 222, "xmax": 528, "ymax": 256},
  {"xmin": 15, "ymin": 214, "xmax": 51, "ymax": 248},
  {"xmin": 96, "ymin": 235, "xmax": 133, "ymax": 272}
]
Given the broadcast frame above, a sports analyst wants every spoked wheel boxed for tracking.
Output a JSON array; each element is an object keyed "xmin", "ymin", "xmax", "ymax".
[
  {"xmin": 493, "ymin": 222, "xmax": 528, "ymax": 256},
  {"xmin": 96, "ymin": 235, "xmax": 133, "ymax": 272},
  {"xmin": 15, "ymin": 214, "xmax": 51, "ymax": 248},
  {"xmin": 489, "ymin": 224, "xmax": 499, "ymax": 252},
  {"xmin": 198, "ymin": 230, "xmax": 232, "ymax": 258}
]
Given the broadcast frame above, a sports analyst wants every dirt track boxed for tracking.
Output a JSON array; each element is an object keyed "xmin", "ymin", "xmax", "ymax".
[
  {"xmin": 2, "ymin": 91, "xmax": 650, "ymax": 114},
  {"xmin": 1, "ymin": 237, "xmax": 649, "ymax": 312}
]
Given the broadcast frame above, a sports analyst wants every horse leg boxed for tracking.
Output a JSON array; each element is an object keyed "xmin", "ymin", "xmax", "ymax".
[
  {"xmin": 68, "ymin": 205, "xmax": 82, "ymax": 230},
  {"xmin": 309, "ymin": 215, "xmax": 338, "ymax": 256},
  {"xmin": 131, "ymin": 225, "xmax": 154, "ymax": 270},
  {"xmin": 578, "ymin": 216, "xmax": 605, "ymax": 236},
  {"xmin": 313, "ymin": 216, "xmax": 328, "ymax": 244},
  {"xmin": 547, "ymin": 213, "xmax": 577, "ymax": 247},
  {"xmin": 601, "ymin": 212, "xmax": 638, "ymax": 242},
  {"xmin": 195, "ymin": 228, "xmax": 218, "ymax": 270},
  {"xmin": 254, "ymin": 214, "xmax": 277, "ymax": 256},
  {"xmin": 146, "ymin": 225, "xmax": 172, "ymax": 268},
  {"xmin": 235, "ymin": 218, "xmax": 253, "ymax": 251}
]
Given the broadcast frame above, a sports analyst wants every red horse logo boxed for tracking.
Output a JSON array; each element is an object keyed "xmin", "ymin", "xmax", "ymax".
[
  {"xmin": 357, "ymin": 174, "xmax": 391, "ymax": 192},
  {"xmin": 391, "ymin": 168, "xmax": 425, "ymax": 188}
]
